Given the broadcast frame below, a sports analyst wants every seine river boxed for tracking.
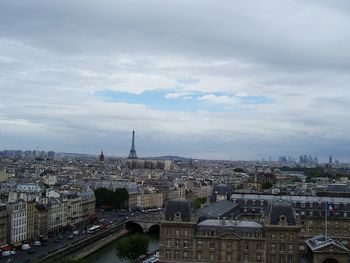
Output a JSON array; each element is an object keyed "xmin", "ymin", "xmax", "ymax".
[{"xmin": 84, "ymin": 232, "xmax": 159, "ymax": 263}]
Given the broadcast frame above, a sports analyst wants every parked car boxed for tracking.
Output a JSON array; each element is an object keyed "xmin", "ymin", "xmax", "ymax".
[
  {"xmin": 21, "ymin": 244, "xmax": 31, "ymax": 250},
  {"xmin": 1, "ymin": 250, "xmax": 16, "ymax": 257},
  {"xmin": 34, "ymin": 241, "xmax": 41, "ymax": 246},
  {"xmin": 68, "ymin": 234, "xmax": 74, "ymax": 240}
]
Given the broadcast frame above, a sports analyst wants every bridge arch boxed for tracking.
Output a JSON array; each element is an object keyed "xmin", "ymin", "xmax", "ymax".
[
  {"xmin": 323, "ymin": 259, "xmax": 339, "ymax": 263},
  {"xmin": 146, "ymin": 224, "xmax": 160, "ymax": 233},
  {"xmin": 125, "ymin": 221, "xmax": 144, "ymax": 232}
]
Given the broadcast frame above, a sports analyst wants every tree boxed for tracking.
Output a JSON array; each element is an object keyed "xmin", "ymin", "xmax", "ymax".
[
  {"xmin": 233, "ymin": 167, "xmax": 244, "ymax": 173},
  {"xmin": 262, "ymin": 181, "xmax": 273, "ymax": 189},
  {"xmin": 115, "ymin": 234, "xmax": 149, "ymax": 263},
  {"xmin": 193, "ymin": 197, "xmax": 207, "ymax": 209}
]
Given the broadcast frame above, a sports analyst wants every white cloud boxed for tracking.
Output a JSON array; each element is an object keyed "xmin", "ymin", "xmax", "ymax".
[{"xmin": 197, "ymin": 94, "xmax": 240, "ymax": 106}]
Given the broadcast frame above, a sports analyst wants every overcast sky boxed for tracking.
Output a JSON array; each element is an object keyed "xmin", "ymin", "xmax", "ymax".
[{"xmin": 1, "ymin": 0, "xmax": 350, "ymax": 161}]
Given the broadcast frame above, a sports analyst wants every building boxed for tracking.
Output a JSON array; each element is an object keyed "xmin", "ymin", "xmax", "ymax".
[
  {"xmin": 0, "ymin": 203, "xmax": 7, "ymax": 246},
  {"xmin": 160, "ymin": 198, "xmax": 349, "ymax": 263},
  {"xmin": 47, "ymin": 197, "xmax": 65, "ymax": 236},
  {"xmin": 34, "ymin": 203, "xmax": 48, "ymax": 240},
  {"xmin": 27, "ymin": 200, "xmax": 35, "ymax": 241},
  {"xmin": 7, "ymin": 200, "xmax": 27, "ymax": 245},
  {"xmin": 231, "ymin": 193, "xmax": 350, "ymax": 250}
]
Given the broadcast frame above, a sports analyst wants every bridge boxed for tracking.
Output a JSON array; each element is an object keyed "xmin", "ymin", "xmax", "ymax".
[{"xmin": 126, "ymin": 213, "xmax": 162, "ymax": 233}]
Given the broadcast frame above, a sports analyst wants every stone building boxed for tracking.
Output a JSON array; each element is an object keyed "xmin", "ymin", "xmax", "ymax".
[
  {"xmin": 34, "ymin": 203, "xmax": 48, "ymax": 239},
  {"xmin": 7, "ymin": 200, "xmax": 27, "ymax": 245},
  {"xmin": 0, "ymin": 203, "xmax": 7, "ymax": 246},
  {"xmin": 160, "ymin": 198, "xmax": 349, "ymax": 263},
  {"xmin": 231, "ymin": 193, "xmax": 350, "ymax": 251},
  {"xmin": 26, "ymin": 200, "xmax": 35, "ymax": 241}
]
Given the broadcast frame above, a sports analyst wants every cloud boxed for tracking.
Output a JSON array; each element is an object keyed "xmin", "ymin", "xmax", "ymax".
[
  {"xmin": 0, "ymin": 0, "xmax": 350, "ymax": 161},
  {"xmin": 198, "ymin": 94, "xmax": 240, "ymax": 106}
]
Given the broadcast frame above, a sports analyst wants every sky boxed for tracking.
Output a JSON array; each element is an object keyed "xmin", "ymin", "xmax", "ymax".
[{"xmin": 1, "ymin": 0, "xmax": 350, "ymax": 161}]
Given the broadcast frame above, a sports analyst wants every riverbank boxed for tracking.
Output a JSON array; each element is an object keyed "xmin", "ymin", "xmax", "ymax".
[
  {"xmin": 85, "ymin": 232, "xmax": 160, "ymax": 263},
  {"xmin": 37, "ymin": 222, "xmax": 128, "ymax": 262}
]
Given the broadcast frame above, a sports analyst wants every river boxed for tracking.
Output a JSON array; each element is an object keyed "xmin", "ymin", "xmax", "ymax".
[{"xmin": 84, "ymin": 232, "xmax": 159, "ymax": 263}]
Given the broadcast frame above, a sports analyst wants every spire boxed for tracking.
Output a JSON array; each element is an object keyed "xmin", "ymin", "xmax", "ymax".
[
  {"xmin": 99, "ymin": 149, "xmax": 104, "ymax": 162},
  {"xmin": 127, "ymin": 130, "xmax": 138, "ymax": 159}
]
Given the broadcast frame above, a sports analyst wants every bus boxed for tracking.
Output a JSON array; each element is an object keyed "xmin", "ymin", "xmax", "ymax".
[{"xmin": 87, "ymin": 225, "xmax": 101, "ymax": 234}]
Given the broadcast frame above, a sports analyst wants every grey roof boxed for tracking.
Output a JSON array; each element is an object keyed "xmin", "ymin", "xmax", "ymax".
[
  {"xmin": 197, "ymin": 219, "xmax": 262, "ymax": 236},
  {"xmin": 196, "ymin": 200, "xmax": 238, "ymax": 219},
  {"xmin": 231, "ymin": 193, "xmax": 350, "ymax": 204},
  {"xmin": 305, "ymin": 235, "xmax": 350, "ymax": 252},
  {"xmin": 268, "ymin": 199, "xmax": 296, "ymax": 225},
  {"xmin": 165, "ymin": 198, "xmax": 192, "ymax": 222},
  {"xmin": 325, "ymin": 184, "xmax": 350, "ymax": 193}
]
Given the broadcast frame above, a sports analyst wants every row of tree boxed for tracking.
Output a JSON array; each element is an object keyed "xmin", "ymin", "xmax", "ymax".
[{"xmin": 94, "ymin": 187, "xmax": 129, "ymax": 211}]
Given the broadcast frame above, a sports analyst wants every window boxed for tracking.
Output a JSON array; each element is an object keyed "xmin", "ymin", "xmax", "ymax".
[
  {"xmin": 197, "ymin": 252, "xmax": 202, "ymax": 260},
  {"xmin": 288, "ymin": 244, "xmax": 293, "ymax": 253},
  {"xmin": 184, "ymin": 229, "xmax": 188, "ymax": 236},
  {"xmin": 244, "ymin": 243, "xmax": 249, "ymax": 250},
  {"xmin": 175, "ymin": 229, "xmax": 179, "ymax": 236},
  {"xmin": 183, "ymin": 240, "xmax": 188, "ymax": 248},
  {"xmin": 257, "ymin": 254, "xmax": 261, "ymax": 262},
  {"xmin": 280, "ymin": 233, "xmax": 285, "ymax": 239},
  {"xmin": 166, "ymin": 250, "xmax": 171, "ymax": 259},
  {"xmin": 210, "ymin": 253, "xmax": 215, "ymax": 261},
  {"xmin": 175, "ymin": 240, "xmax": 180, "ymax": 247},
  {"xmin": 183, "ymin": 251, "xmax": 188, "ymax": 259},
  {"xmin": 243, "ymin": 255, "xmax": 248, "ymax": 262},
  {"xmin": 280, "ymin": 243, "xmax": 285, "ymax": 251},
  {"xmin": 227, "ymin": 253, "xmax": 232, "ymax": 261},
  {"xmin": 196, "ymin": 240, "xmax": 202, "ymax": 248},
  {"xmin": 210, "ymin": 230, "xmax": 215, "ymax": 236},
  {"xmin": 271, "ymin": 243, "xmax": 276, "ymax": 251},
  {"xmin": 272, "ymin": 233, "xmax": 276, "ymax": 239},
  {"xmin": 227, "ymin": 241, "xmax": 232, "ymax": 249},
  {"xmin": 166, "ymin": 239, "xmax": 171, "ymax": 247},
  {"xmin": 210, "ymin": 242, "xmax": 215, "ymax": 249}
]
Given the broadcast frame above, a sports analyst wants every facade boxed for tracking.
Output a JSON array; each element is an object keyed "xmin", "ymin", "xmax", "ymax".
[
  {"xmin": 0, "ymin": 203, "xmax": 7, "ymax": 246},
  {"xmin": 7, "ymin": 200, "xmax": 27, "ymax": 245},
  {"xmin": 26, "ymin": 200, "xmax": 35, "ymax": 241},
  {"xmin": 160, "ymin": 198, "xmax": 349, "ymax": 263},
  {"xmin": 231, "ymin": 193, "xmax": 350, "ymax": 250},
  {"xmin": 34, "ymin": 203, "xmax": 48, "ymax": 239},
  {"xmin": 47, "ymin": 197, "xmax": 65, "ymax": 236}
]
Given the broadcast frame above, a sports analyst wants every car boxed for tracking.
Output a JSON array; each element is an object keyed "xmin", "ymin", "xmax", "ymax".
[
  {"xmin": 54, "ymin": 239, "xmax": 61, "ymax": 243},
  {"xmin": 5, "ymin": 259, "xmax": 14, "ymax": 263},
  {"xmin": 68, "ymin": 234, "xmax": 74, "ymax": 240},
  {"xmin": 27, "ymin": 249, "xmax": 35, "ymax": 254},
  {"xmin": 2, "ymin": 250, "xmax": 15, "ymax": 257},
  {"xmin": 21, "ymin": 244, "xmax": 31, "ymax": 250},
  {"xmin": 41, "ymin": 241, "xmax": 47, "ymax": 246},
  {"xmin": 34, "ymin": 241, "xmax": 41, "ymax": 246}
]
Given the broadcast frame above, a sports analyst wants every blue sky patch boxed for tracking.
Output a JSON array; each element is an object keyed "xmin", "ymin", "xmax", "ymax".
[{"xmin": 93, "ymin": 89, "xmax": 271, "ymax": 112}]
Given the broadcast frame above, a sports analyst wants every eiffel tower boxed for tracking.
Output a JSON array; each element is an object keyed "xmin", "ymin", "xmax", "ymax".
[{"xmin": 127, "ymin": 130, "xmax": 138, "ymax": 159}]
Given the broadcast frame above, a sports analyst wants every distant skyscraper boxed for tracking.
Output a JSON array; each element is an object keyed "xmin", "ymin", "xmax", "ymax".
[
  {"xmin": 329, "ymin": 156, "xmax": 333, "ymax": 164},
  {"xmin": 127, "ymin": 130, "xmax": 138, "ymax": 159}
]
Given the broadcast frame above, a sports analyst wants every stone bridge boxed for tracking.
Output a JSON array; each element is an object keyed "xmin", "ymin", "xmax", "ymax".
[{"xmin": 126, "ymin": 214, "xmax": 161, "ymax": 233}]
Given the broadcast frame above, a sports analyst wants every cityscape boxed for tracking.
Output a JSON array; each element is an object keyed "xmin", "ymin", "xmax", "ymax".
[{"xmin": 1, "ymin": 1, "xmax": 350, "ymax": 263}]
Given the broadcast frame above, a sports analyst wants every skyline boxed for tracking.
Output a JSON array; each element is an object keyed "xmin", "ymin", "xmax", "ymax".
[{"xmin": 1, "ymin": 1, "xmax": 350, "ymax": 161}]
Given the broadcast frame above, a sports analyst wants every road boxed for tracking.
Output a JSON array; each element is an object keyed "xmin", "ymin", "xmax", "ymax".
[{"xmin": 0, "ymin": 210, "xmax": 162, "ymax": 263}]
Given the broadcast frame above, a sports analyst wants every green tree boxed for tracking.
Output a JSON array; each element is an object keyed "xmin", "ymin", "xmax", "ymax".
[
  {"xmin": 262, "ymin": 181, "xmax": 273, "ymax": 189},
  {"xmin": 193, "ymin": 197, "xmax": 207, "ymax": 209},
  {"xmin": 113, "ymin": 188, "xmax": 129, "ymax": 210},
  {"xmin": 115, "ymin": 234, "xmax": 149, "ymax": 263},
  {"xmin": 233, "ymin": 167, "xmax": 244, "ymax": 173}
]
